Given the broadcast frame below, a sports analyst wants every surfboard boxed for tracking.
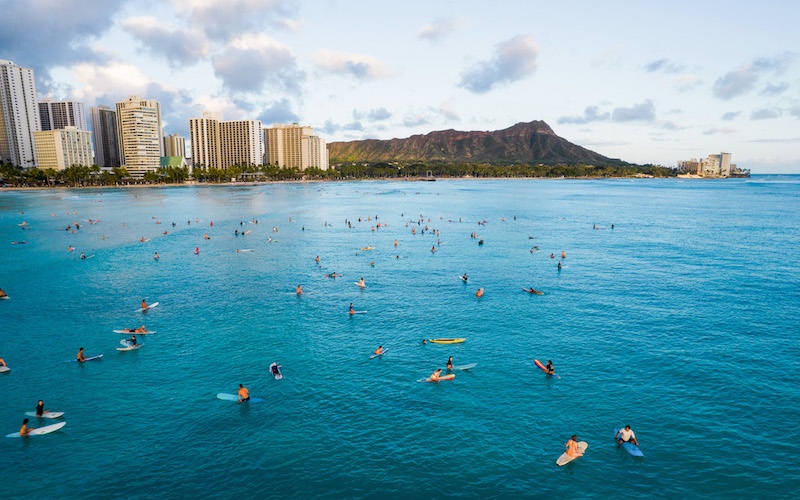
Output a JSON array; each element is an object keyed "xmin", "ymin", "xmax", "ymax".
[
  {"xmin": 428, "ymin": 338, "xmax": 466, "ymax": 344},
  {"xmin": 236, "ymin": 249, "xmax": 254, "ymax": 252},
  {"xmin": 136, "ymin": 302, "xmax": 159, "ymax": 312},
  {"xmin": 349, "ymin": 311, "xmax": 367, "ymax": 315},
  {"xmin": 453, "ymin": 363, "xmax": 477, "ymax": 370},
  {"xmin": 113, "ymin": 330, "xmax": 156, "ymax": 334},
  {"xmin": 419, "ymin": 373, "xmax": 456, "ymax": 382},
  {"xmin": 25, "ymin": 411, "xmax": 64, "ymax": 419},
  {"xmin": 0, "ymin": 366, "xmax": 9, "ymax": 372},
  {"xmin": 370, "ymin": 348, "xmax": 388, "ymax": 359},
  {"xmin": 459, "ymin": 275, "xmax": 468, "ymax": 282},
  {"xmin": 1, "ymin": 296, "xmax": 10, "ymax": 300},
  {"xmin": 354, "ymin": 282, "xmax": 366, "ymax": 288},
  {"xmin": 269, "ymin": 363, "xmax": 283, "ymax": 380},
  {"xmin": 614, "ymin": 428, "xmax": 644, "ymax": 457},
  {"xmin": 117, "ymin": 340, "xmax": 142, "ymax": 351},
  {"xmin": 66, "ymin": 354, "xmax": 103, "ymax": 363},
  {"xmin": 216, "ymin": 393, "xmax": 264, "ymax": 403},
  {"xmin": 534, "ymin": 359, "xmax": 557, "ymax": 377},
  {"xmin": 7, "ymin": 421, "xmax": 66, "ymax": 438},
  {"xmin": 556, "ymin": 441, "xmax": 588, "ymax": 466}
]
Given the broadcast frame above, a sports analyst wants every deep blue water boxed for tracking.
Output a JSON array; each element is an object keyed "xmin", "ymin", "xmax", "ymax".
[{"xmin": 1, "ymin": 176, "xmax": 799, "ymax": 498}]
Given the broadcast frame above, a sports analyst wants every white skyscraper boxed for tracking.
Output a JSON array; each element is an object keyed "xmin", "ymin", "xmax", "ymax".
[
  {"xmin": 39, "ymin": 99, "xmax": 87, "ymax": 131},
  {"xmin": 0, "ymin": 59, "xmax": 40, "ymax": 168},
  {"xmin": 189, "ymin": 113, "xmax": 263, "ymax": 169},
  {"xmin": 115, "ymin": 96, "xmax": 163, "ymax": 178},
  {"xmin": 163, "ymin": 133, "xmax": 187, "ymax": 158}
]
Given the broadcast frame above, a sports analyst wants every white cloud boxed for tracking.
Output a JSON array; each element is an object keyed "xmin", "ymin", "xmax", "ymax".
[
  {"xmin": 122, "ymin": 16, "xmax": 211, "ymax": 67},
  {"xmin": 312, "ymin": 50, "xmax": 392, "ymax": 80},
  {"xmin": 213, "ymin": 33, "xmax": 303, "ymax": 93},
  {"xmin": 458, "ymin": 35, "xmax": 539, "ymax": 94}
]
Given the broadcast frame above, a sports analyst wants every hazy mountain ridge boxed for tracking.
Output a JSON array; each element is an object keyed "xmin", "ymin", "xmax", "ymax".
[{"xmin": 328, "ymin": 121, "xmax": 626, "ymax": 165}]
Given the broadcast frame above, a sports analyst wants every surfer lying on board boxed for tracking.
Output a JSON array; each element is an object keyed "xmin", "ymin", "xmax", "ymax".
[
  {"xmin": 76, "ymin": 348, "xmax": 85, "ymax": 362},
  {"xmin": 325, "ymin": 272, "xmax": 342, "ymax": 278},
  {"xmin": 566, "ymin": 435, "xmax": 584, "ymax": 457},
  {"xmin": 20, "ymin": 418, "xmax": 34, "ymax": 436},
  {"xmin": 616, "ymin": 425, "xmax": 638, "ymax": 447},
  {"xmin": 237, "ymin": 384, "xmax": 250, "ymax": 402},
  {"xmin": 523, "ymin": 287, "xmax": 542, "ymax": 294}
]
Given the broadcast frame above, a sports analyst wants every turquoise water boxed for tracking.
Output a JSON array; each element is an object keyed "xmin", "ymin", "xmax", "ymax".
[{"xmin": 1, "ymin": 177, "xmax": 799, "ymax": 498}]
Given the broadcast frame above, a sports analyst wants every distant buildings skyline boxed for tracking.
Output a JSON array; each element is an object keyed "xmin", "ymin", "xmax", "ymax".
[{"xmin": 39, "ymin": 99, "xmax": 87, "ymax": 132}]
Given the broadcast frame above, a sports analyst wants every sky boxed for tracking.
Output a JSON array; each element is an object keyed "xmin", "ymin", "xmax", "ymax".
[{"xmin": 2, "ymin": 0, "xmax": 799, "ymax": 173}]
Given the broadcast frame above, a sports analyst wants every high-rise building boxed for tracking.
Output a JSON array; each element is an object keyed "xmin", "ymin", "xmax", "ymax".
[
  {"xmin": 189, "ymin": 113, "xmax": 263, "ymax": 169},
  {"xmin": 89, "ymin": 105, "xmax": 120, "ymax": 169},
  {"xmin": 115, "ymin": 96, "xmax": 163, "ymax": 178},
  {"xmin": 0, "ymin": 59, "xmax": 40, "ymax": 168},
  {"xmin": 33, "ymin": 126, "xmax": 93, "ymax": 171},
  {"xmin": 264, "ymin": 123, "xmax": 329, "ymax": 170},
  {"xmin": 38, "ymin": 99, "xmax": 87, "ymax": 131},
  {"xmin": 163, "ymin": 133, "xmax": 187, "ymax": 158}
]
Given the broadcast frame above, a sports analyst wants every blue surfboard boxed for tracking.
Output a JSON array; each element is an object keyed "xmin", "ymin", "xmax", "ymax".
[{"xmin": 614, "ymin": 428, "xmax": 644, "ymax": 457}]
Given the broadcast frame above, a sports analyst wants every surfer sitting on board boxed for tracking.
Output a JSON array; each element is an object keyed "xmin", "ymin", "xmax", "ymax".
[
  {"xmin": 128, "ymin": 335, "xmax": 138, "ymax": 347},
  {"xmin": 20, "ymin": 418, "xmax": 34, "ymax": 436},
  {"xmin": 566, "ymin": 435, "xmax": 584, "ymax": 457},
  {"xmin": 446, "ymin": 357, "xmax": 453, "ymax": 371},
  {"xmin": 545, "ymin": 360, "xmax": 555, "ymax": 375},
  {"xmin": 141, "ymin": 299, "xmax": 148, "ymax": 310},
  {"xmin": 36, "ymin": 400, "xmax": 45, "ymax": 417},
  {"xmin": 237, "ymin": 384, "xmax": 250, "ymax": 403},
  {"xmin": 373, "ymin": 346, "xmax": 384, "ymax": 356},
  {"xmin": 357, "ymin": 277, "xmax": 365, "ymax": 287},
  {"xmin": 349, "ymin": 303, "xmax": 355, "ymax": 315},
  {"xmin": 616, "ymin": 425, "xmax": 638, "ymax": 447},
  {"xmin": 430, "ymin": 369, "xmax": 443, "ymax": 381},
  {"xmin": 296, "ymin": 285, "xmax": 303, "ymax": 295},
  {"xmin": 476, "ymin": 287, "xmax": 484, "ymax": 298},
  {"xmin": 76, "ymin": 348, "xmax": 85, "ymax": 362},
  {"xmin": 270, "ymin": 364, "xmax": 281, "ymax": 376},
  {"xmin": 0, "ymin": 357, "xmax": 6, "ymax": 367},
  {"xmin": 0, "ymin": 288, "xmax": 7, "ymax": 298}
]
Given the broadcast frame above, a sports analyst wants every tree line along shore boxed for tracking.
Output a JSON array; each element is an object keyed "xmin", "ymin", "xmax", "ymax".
[{"xmin": 0, "ymin": 161, "xmax": 678, "ymax": 188}]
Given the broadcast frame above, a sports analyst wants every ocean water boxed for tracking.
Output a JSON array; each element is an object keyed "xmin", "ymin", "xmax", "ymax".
[{"xmin": 1, "ymin": 176, "xmax": 799, "ymax": 498}]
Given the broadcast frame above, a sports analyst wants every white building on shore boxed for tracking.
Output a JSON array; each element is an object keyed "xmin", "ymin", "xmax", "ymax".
[
  {"xmin": 33, "ymin": 126, "xmax": 93, "ymax": 171},
  {"xmin": 678, "ymin": 152, "xmax": 739, "ymax": 177},
  {"xmin": 189, "ymin": 113, "xmax": 263, "ymax": 170},
  {"xmin": 264, "ymin": 123, "xmax": 329, "ymax": 171},
  {"xmin": 0, "ymin": 59, "xmax": 40, "ymax": 168},
  {"xmin": 115, "ymin": 96, "xmax": 163, "ymax": 178}
]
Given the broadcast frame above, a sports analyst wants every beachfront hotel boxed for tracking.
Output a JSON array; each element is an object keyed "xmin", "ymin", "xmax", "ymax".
[
  {"xmin": 115, "ymin": 96, "xmax": 163, "ymax": 178},
  {"xmin": 163, "ymin": 133, "xmax": 187, "ymax": 159},
  {"xmin": 0, "ymin": 59, "xmax": 40, "ymax": 168},
  {"xmin": 32, "ymin": 126, "xmax": 93, "ymax": 171},
  {"xmin": 89, "ymin": 105, "xmax": 120, "ymax": 169},
  {"xmin": 189, "ymin": 113, "xmax": 264, "ymax": 170},
  {"xmin": 264, "ymin": 123, "xmax": 329, "ymax": 171},
  {"xmin": 38, "ymin": 99, "xmax": 88, "ymax": 132},
  {"xmin": 677, "ymin": 152, "xmax": 749, "ymax": 178}
]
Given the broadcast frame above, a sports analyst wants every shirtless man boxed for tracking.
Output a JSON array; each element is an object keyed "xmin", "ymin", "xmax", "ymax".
[
  {"xmin": 76, "ymin": 348, "xmax": 86, "ymax": 362},
  {"xmin": 237, "ymin": 384, "xmax": 250, "ymax": 403},
  {"xmin": 566, "ymin": 435, "xmax": 584, "ymax": 457},
  {"xmin": 429, "ymin": 368, "xmax": 443, "ymax": 381},
  {"xmin": 357, "ymin": 277, "xmax": 365, "ymax": 288},
  {"xmin": 19, "ymin": 418, "xmax": 34, "ymax": 436},
  {"xmin": 296, "ymin": 285, "xmax": 303, "ymax": 295},
  {"xmin": 134, "ymin": 325, "xmax": 147, "ymax": 333},
  {"xmin": 373, "ymin": 346, "xmax": 384, "ymax": 356},
  {"xmin": 476, "ymin": 287, "xmax": 484, "ymax": 298}
]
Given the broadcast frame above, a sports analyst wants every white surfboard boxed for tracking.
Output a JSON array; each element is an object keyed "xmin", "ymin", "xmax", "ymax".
[
  {"xmin": 117, "ymin": 340, "xmax": 142, "ymax": 351},
  {"xmin": 453, "ymin": 363, "xmax": 477, "ymax": 370},
  {"xmin": 136, "ymin": 301, "xmax": 159, "ymax": 312},
  {"xmin": 556, "ymin": 441, "xmax": 588, "ymax": 466},
  {"xmin": 0, "ymin": 366, "xmax": 9, "ymax": 372},
  {"xmin": 6, "ymin": 421, "xmax": 66, "ymax": 438},
  {"xmin": 370, "ymin": 349, "xmax": 388, "ymax": 359},
  {"xmin": 25, "ymin": 411, "xmax": 64, "ymax": 419}
]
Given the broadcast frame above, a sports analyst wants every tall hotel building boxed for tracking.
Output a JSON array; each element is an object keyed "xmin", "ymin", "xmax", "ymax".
[
  {"xmin": 264, "ymin": 123, "xmax": 329, "ymax": 170},
  {"xmin": 39, "ymin": 99, "xmax": 87, "ymax": 131},
  {"xmin": 33, "ymin": 126, "xmax": 93, "ymax": 171},
  {"xmin": 89, "ymin": 105, "xmax": 120, "ymax": 169},
  {"xmin": 0, "ymin": 59, "xmax": 40, "ymax": 168},
  {"xmin": 115, "ymin": 96, "xmax": 163, "ymax": 178},
  {"xmin": 189, "ymin": 112, "xmax": 263, "ymax": 169},
  {"xmin": 163, "ymin": 133, "xmax": 187, "ymax": 158}
]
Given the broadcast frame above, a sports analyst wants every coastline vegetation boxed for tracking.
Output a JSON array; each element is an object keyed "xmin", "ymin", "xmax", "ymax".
[{"xmin": 0, "ymin": 160, "xmax": 677, "ymax": 188}]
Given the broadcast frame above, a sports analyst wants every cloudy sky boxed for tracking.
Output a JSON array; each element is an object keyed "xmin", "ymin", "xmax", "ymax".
[{"xmin": 3, "ymin": 0, "xmax": 799, "ymax": 172}]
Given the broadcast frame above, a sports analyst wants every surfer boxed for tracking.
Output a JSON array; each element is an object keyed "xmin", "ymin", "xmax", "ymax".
[
  {"xmin": 76, "ymin": 348, "xmax": 85, "ymax": 362},
  {"xmin": 19, "ymin": 419, "xmax": 34, "ymax": 436},
  {"xmin": 237, "ymin": 384, "xmax": 250, "ymax": 402},
  {"xmin": 194, "ymin": 247, "xmax": 199, "ymax": 255},
  {"xmin": 557, "ymin": 261, "xmax": 562, "ymax": 269},
  {"xmin": 154, "ymin": 252, "xmax": 159, "ymax": 260},
  {"xmin": 446, "ymin": 356, "xmax": 453, "ymax": 371},
  {"xmin": 616, "ymin": 425, "xmax": 638, "ymax": 447},
  {"xmin": 431, "ymin": 246, "xmax": 436, "ymax": 253},
  {"xmin": 0, "ymin": 357, "xmax": 6, "ymax": 367},
  {"xmin": 128, "ymin": 335, "xmax": 138, "ymax": 347},
  {"xmin": 296, "ymin": 285, "xmax": 303, "ymax": 295},
  {"xmin": 461, "ymin": 274, "xmax": 468, "ymax": 282},
  {"xmin": 476, "ymin": 287, "xmax": 484, "ymax": 298},
  {"xmin": 141, "ymin": 299, "xmax": 148, "ymax": 310},
  {"xmin": 373, "ymin": 346, "xmax": 384, "ymax": 356},
  {"xmin": 315, "ymin": 255, "xmax": 320, "ymax": 263},
  {"xmin": 349, "ymin": 303, "xmax": 355, "ymax": 315},
  {"xmin": 35, "ymin": 400, "xmax": 45, "ymax": 417},
  {"xmin": 0, "ymin": 288, "xmax": 6, "ymax": 298},
  {"xmin": 561, "ymin": 251, "xmax": 566, "ymax": 258},
  {"xmin": 134, "ymin": 325, "xmax": 147, "ymax": 333},
  {"xmin": 429, "ymin": 368, "xmax": 443, "ymax": 381},
  {"xmin": 545, "ymin": 360, "xmax": 555, "ymax": 375},
  {"xmin": 357, "ymin": 277, "xmax": 365, "ymax": 287},
  {"xmin": 80, "ymin": 252, "xmax": 86, "ymax": 260},
  {"xmin": 68, "ymin": 246, "xmax": 74, "ymax": 252},
  {"xmin": 566, "ymin": 435, "xmax": 584, "ymax": 457}
]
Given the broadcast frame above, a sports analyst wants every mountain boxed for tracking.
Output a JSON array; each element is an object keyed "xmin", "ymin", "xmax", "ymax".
[{"xmin": 327, "ymin": 121, "xmax": 625, "ymax": 166}]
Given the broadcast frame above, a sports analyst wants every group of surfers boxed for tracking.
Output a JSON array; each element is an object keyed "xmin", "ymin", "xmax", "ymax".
[{"xmin": 17, "ymin": 400, "xmax": 56, "ymax": 436}]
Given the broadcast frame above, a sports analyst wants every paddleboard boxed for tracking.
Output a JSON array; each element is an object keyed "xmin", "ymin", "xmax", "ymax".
[
  {"xmin": 556, "ymin": 441, "xmax": 588, "ymax": 466},
  {"xmin": 137, "ymin": 301, "xmax": 159, "ymax": 312},
  {"xmin": 614, "ymin": 428, "xmax": 644, "ymax": 457},
  {"xmin": 370, "ymin": 348, "xmax": 388, "ymax": 359},
  {"xmin": 453, "ymin": 363, "xmax": 477, "ymax": 370},
  {"xmin": 66, "ymin": 354, "xmax": 104, "ymax": 363},
  {"xmin": 25, "ymin": 411, "xmax": 64, "ymax": 419},
  {"xmin": 420, "ymin": 374, "xmax": 455, "ymax": 382},
  {"xmin": 6, "ymin": 421, "xmax": 66, "ymax": 438},
  {"xmin": 269, "ymin": 363, "xmax": 283, "ymax": 380},
  {"xmin": 113, "ymin": 330, "xmax": 156, "ymax": 334},
  {"xmin": 428, "ymin": 338, "xmax": 466, "ymax": 344},
  {"xmin": 216, "ymin": 393, "xmax": 264, "ymax": 403},
  {"xmin": 0, "ymin": 366, "xmax": 9, "ymax": 372}
]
